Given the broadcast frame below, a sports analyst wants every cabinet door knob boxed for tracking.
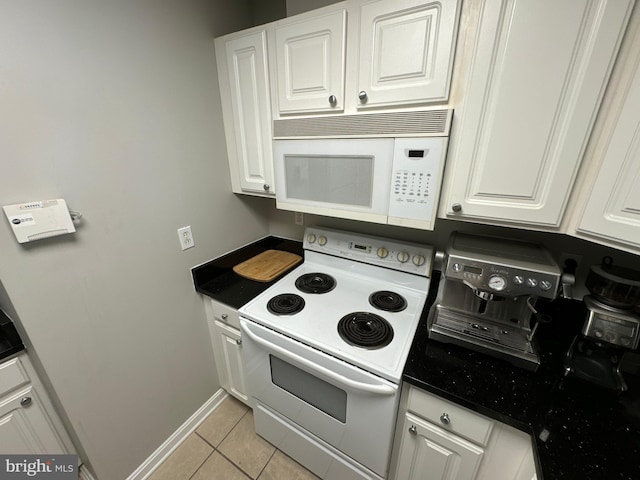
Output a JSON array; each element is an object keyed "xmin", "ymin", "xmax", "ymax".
[
  {"xmin": 263, "ymin": 184, "xmax": 270, "ymax": 191},
  {"xmin": 328, "ymin": 95, "xmax": 337, "ymax": 105},
  {"xmin": 409, "ymin": 425, "xmax": 417, "ymax": 435},
  {"xmin": 358, "ymin": 91, "xmax": 368, "ymax": 103},
  {"xmin": 451, "ymin": 203, "xmax": 462, "ymax": 213},
  {"xmin": 20, "ymin": 397, "xmax": 32, "ymax": 407},
  {"xmin": 221, "ymin": 313, "xmax": 228, "ymax": 320},
  {"xmin": 235, "ymin": 338, "xmax": 242, "ymax": 345},
  {"xmin": 440, "ymin": 413, "xmax": 451, "ymax": 425}
]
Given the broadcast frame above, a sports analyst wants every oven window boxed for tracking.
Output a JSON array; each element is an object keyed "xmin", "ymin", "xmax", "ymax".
[
  {"xmin": 283, "ymin": 154, "xmax": 374, "ymax": 207},
  {"xmin": 270, "ymin": 355, "xmax": 347, "ymax": 423}
]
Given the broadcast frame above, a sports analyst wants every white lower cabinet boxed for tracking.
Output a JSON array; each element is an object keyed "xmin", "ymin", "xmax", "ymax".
[
  {"xmin": 395, "ymin": 411, "xmax": 483, "ymax": 480},
  {"xmin": 0, "ymin": 354, "xmax": 76, "ymax": 455},
  {"xmin": 204, "ymin": 299, "xmax": 250, "ymax": 405},
  {"xmin": 390, "ymin": 384, "xmax": 535, "ymax": 480}
]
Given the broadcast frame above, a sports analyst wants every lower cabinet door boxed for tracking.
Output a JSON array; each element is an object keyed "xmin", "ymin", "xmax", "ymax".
[
  {"xmin": 0, "ymin": 386, "xmax": 69, "ymax": 454},
  {"xmin": 395, "ymin": 412, "xmax": 484, "ymax": 480},
  {"xmin": 212, "ymin": 320, "xmax": 249, "ymax": 405}
]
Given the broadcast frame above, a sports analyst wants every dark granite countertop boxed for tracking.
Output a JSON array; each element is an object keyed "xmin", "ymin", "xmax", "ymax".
[
  {"xmin": 404, "ymin": 272, "xmax": 640, "ymax": 480},
  {"xmin": 192, "ymin": 236, "xmax": 303, "ymax": 310},
  {"xmin": 0, "ymin": 309, "xmax": 24, "ymax": 362}
]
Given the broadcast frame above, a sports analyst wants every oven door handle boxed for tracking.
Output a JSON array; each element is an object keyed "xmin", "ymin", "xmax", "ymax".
[{"xmin": 241, "ymin": 321, "xmax": 396, "ymax": 396}]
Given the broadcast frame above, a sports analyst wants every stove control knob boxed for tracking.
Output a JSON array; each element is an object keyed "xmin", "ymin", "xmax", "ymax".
[
  {"xmin": 452, "ymin": 263, "xmax": 462, "ymax": 272},
  {"xmin": 539, "ymin": 280, "xmax": 553, "ymax": 291},
  {"xmin": 594, "ymin": 328, "xmax": 603, "ymax": 338},
  {"xmin": 397, "ymin": 251, "xmax": 410, "ymax": 263},
  {"xmin": 306, "ymin": 234, "xmax": 316, "ymax": 244},
  {"xmin": 412, "ymin": 255, "xmax": 425, "ymax": 267},
  {"xmin": 526, "ymin": 278, "xmax": 538, "ymax": 288},
  {"xmin": 377, "ymin": 247, "xmax": 389, "ymax": 259},
  {"xmin": 513, "ymin": 275, "xmax": 524, "ymax": 285},
  {"xmin": 317, "ymin": 235, "xmax": 328, "ymax": 246}
]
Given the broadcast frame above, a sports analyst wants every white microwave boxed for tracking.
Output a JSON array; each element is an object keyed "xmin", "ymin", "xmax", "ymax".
[{"xmin": 273, "ymin": 136, "xmax": 448, "ymax": 230}]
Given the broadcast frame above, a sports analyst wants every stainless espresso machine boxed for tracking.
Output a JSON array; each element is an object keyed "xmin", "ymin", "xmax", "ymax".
[{"xmin": 429, "ymin": 232, "xmax": 562, "ymax": 371}]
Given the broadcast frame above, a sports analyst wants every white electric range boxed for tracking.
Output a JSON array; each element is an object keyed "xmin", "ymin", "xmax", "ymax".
[{"xmin": 239, "ymin": 226, "xmax": 434, "ymax": 480}]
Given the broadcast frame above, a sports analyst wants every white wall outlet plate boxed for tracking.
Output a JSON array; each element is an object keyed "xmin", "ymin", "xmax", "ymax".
[{"xmin": 177, "ymin": 226, "xmax": 194, "ymax": 250}]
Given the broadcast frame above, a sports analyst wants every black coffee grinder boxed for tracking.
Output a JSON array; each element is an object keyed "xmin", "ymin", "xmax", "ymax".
[{"xmin": 565, "ymin": 257, "xmax": 640, "ymax": 392}]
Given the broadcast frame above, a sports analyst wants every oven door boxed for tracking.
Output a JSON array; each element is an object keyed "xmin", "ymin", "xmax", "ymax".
[{"xmin": 240, "ymin": 318, "xmax": 398, "ymax": 478}]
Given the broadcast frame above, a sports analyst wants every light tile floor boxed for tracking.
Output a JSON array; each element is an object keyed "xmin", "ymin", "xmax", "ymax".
[{"xmin": 149, "ymin": 396, "xmax": 320, "ymax": 480}]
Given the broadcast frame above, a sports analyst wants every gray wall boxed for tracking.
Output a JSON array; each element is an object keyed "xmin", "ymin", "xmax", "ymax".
[{"xmin": 0, "ymin": 0, "xmax": 271, "ymax": 478}]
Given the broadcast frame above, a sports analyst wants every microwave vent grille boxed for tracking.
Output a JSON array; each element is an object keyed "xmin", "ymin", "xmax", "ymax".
[{"xmin": 273, "ymin": 109, "xmax": 452, "ymax": 139}]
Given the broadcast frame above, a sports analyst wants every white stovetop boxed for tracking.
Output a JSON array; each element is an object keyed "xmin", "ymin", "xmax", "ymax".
[{"xmin": 239, "ymin": 251, "xmax": 430, "ymax": 383}]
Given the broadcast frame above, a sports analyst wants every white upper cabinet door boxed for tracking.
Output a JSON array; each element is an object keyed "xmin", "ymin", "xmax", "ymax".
[
  {"xmin": 577, "ymin": 49, "xmax": 640, "ymax": 250},
  {"xmin": 441, "ymin": 0, "xmax": 633, "ymax": 228},
  {"xmin": 357, "ymin": 0, "xmax": 461, "ymax": 109},
  {"xmin": 218, "ymin": 30, "xmax": 275, "ymax": 196},
  {"xmin": 274, "ymin": 10, "xmax": 347, "ymax": 114}
]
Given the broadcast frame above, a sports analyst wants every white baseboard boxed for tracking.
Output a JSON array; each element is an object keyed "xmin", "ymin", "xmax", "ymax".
[{"xmin": 126, "ymin": 388, "xmax": 228, "ymax": 480}]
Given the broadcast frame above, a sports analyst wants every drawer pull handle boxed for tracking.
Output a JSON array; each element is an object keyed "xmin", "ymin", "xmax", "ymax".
[
  {"xmin": 440, "ymin": 413, "xmax": 450, "ymax": 425},
  {"xmin": 409, "ymin": 425, "xmax": 417, "ymax": 435},
  {"xmin": 221, "ymin": 314, "xmax": 228, "ymax": 320},
  {"xmin": 235, "ymin": 339, "xmax": 242, "ymax": 345},
  {"xmin": 20, "ymin": 397, "xmax": 32, "ymax": 407}
]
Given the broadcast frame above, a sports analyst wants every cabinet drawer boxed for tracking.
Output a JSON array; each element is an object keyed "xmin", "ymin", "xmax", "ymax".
[
  {"xmin": 407, "ymin": 387, "xmax": 493, "ymax": 446},
  {"xmin": 0, "ymin": 357, "xmax": 30, "ymax": 397},
  {"xmin": 210, "ymin": 300, "xmax": 240, "ymax": 329}
]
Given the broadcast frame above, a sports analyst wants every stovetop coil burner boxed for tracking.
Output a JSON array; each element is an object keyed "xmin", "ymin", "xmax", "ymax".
[
  {"xmin": 369, "ymin": 290, "xmax": 407, "ymax": 312},
  {"xmin": 337, "ymin": 312, "xmax": 394, "ymax": 349},
  {"xmin": 295, "ymin": 273, "xmax": 336, "ymax": 294},
  {"xmin": 267, "ymin": 293, "xmax": 305, "ymax": 315}
]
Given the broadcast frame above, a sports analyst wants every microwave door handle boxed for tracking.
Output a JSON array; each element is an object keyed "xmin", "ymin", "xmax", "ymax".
[{"xmin": 241, "ymin": 321, "xmax": 396, "ymax": 396}]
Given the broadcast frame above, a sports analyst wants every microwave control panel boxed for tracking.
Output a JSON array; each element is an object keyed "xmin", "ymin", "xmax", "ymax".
[{"xmin": 388, "ymin": 138, "xmax": 447, "ymax": 229}]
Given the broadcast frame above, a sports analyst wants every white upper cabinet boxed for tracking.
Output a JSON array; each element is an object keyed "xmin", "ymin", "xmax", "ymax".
[
  {"xmin": 215, "ymin": 28, "xmax": 275, "ymax": 196},
  {"xmin": 356, "ymin": 0, "xmax": 459, "ymax": 109},
  {"xmin": 440, "ymin": 0, "xmax": 634, "ymax": 228},
  {"xmin": 274, "ymin": 9, "xmax": 347, "ymax": 114},
  {"xmin": 271, "ymin": 0, "xmax": 461, "ymax": 116},
  {"xmin": 575, "ymin": 19, "xmax": 640, "ymax": 252}
]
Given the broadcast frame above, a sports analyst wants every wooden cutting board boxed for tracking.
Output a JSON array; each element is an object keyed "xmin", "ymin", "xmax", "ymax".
[{"xmin": 233, "ymin": 250, "xmax": 302, "ymax": 282}]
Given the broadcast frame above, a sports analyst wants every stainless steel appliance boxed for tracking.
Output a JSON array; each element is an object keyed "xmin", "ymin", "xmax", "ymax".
[
  {"xmin": 564, "ymin": 258, "xmax": 640, "ymax": 391},
  {"xmin": 239, "ymin": 226, "xmax": 434, "ymax": 480},
  {"xmin": 428, "ymin": 232, "xmax": 561, "ymax": 371}
]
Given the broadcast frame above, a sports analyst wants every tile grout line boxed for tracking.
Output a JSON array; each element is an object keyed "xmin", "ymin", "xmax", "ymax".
[
  {"xmin": 186, "ymin": 448, "xmax": 215, "ymax": 480},
  {"xmin": 195, "ymin": 406, "xmax": 262, "ymax": 480},
  {"xmin": 194, "ymin": 403, "xmax": 250, "ymax": 450},
  {"xmin": 255, "ymin": 448, "xmax": 278, "ymax": 480},
  {"xmin": 214, "ymin": 408, "xmax": 276, "ymax": 480}
]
